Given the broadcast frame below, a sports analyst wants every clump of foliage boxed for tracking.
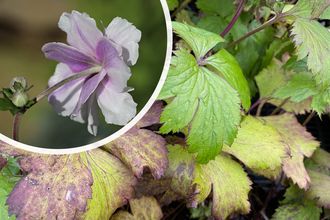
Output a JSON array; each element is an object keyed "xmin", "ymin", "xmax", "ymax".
[{"xmin": 1, "ymin": 0, "xmax": 330, "ymax": 219}]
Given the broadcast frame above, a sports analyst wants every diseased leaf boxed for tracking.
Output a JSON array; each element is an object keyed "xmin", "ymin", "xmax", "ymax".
[
  {"xmin": 274, "ymin": 72, "xmax": 318, "ymax": 102},
  {"xmin": 159, "ymin": 49, "xmax": 241, "ymax": 163},
  {"xmin": 0, "ymin": 158, "xmax": 20, "ymax": 220},
  {"xmin": 7, "ymin": 154, "xmax": 93, "ymax": 220},
  {"xmin": 291, "ymin": 18, "xmax": 330, "ymax": 80},
  {"xmin": 195, "ymin": 154, "xmax": 252, "ymax": 220},
  {"xmin": 272, "ymin": 185, "xmax": 321, "ymax": 220},
  {"xmin": 80, "ymin": 149, "xmax": 136, "ymax": 219},
  {"xmin": 111, "ymin": 196, "xmax": 163, "ymax": 220},
  {"xmin": 223, "ymin": 116, "xmax": 286, "ymax": 179},
  {"xmin": 264, "ymin": 114, "xmax": 319, "ymax": 189},
  {"xmin": 105, "ymin": 102, "xmax": 168, "ymax": 179},
  {"xmin": 172, "ymin": 22, "xmax": 224, "ymax": 58},
  {"xmin": 206, "ymin": 49, "xmax": 251, "ymax": 110}
]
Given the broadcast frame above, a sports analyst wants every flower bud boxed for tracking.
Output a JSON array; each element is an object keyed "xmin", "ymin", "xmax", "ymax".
[
  {"xmin": 12, "ymin": 91, "xmax": 29, "ymax": 107},
  {"xmin": 10, "ymin": 77, "xmax": 28, "ymax": 92}
]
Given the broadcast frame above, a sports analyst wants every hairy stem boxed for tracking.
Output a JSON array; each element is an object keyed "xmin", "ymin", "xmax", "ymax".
[
  {"xmin": 35, "ymin": 66, "xmax": 102, "ymax": 103},
  {"xmin": 221, "ymin": 0, "xmax": 246, "ymax": 37},
  {"xmin": 227, "ymin": 13, "xmax": 284, "ymax": 48},
  {"xmin": 12, "ymin": 113, "xmax": 22, "ymax": 141}
]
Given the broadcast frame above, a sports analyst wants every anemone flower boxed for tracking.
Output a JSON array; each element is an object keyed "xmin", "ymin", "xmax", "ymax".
[{"xmin": 42, "ymin": 11, "xmax": 141, "ymax": 135}]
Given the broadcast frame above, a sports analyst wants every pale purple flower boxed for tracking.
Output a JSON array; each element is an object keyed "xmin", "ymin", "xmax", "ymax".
[{"xmin": 42, "ymin": 11, "xmax": 141, "ymax": 135}]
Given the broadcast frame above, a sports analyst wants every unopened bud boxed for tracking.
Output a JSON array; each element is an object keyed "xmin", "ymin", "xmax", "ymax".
[
  {"xmin": 12, "ymin": 91, "xmax": 29, "ymax": 107},
  {"xmin": 10, "ymin": 77, "xmax": 28, "ymax": 92}
]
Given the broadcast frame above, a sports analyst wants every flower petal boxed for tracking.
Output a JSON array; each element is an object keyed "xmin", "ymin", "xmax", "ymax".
[
  {"xmin": 96, "ymin": 38, "xmax": 132, "ymax": 91},
  {"xmin": 42, "ymin": 43, "xmax": 96, "ymax": 72},
  {"xmin": 105, "ymin": 17, "xmax": 141, "ymax": 65},
  {"xmin": 48, "ymin": 64, "xmax": 84, "ymax": 116},
  {"xmin": 70, "ymin": 94, "xmax": 100, "ymax": 136},
  {"xmin": 59, "ymin": 11, "xmax": 103, "ymax": 57},
  {"xmin": 96, "ymin": 78, "xmax": 137, "ymax": 125},
  {"xmin": 72, "ymin": 69, "xmax": 107, "ymax": 115}
]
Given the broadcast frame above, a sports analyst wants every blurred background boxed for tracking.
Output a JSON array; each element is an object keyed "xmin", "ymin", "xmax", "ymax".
[{"xmin": 0, "ymin": 0, "xmax": 167, "ymax": 148}]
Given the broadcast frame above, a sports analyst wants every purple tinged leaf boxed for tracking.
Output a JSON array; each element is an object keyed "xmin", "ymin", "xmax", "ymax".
[
  {"xmin": 105, "ymin": 102, "xmax": 168, "ymax": 179},
  {"xmin": 7, "ymin": 154, "xmax": 93, "ymax": 220},
  {"xmin": 0, "ymin": 156, "xmax": 7, "ymax": 171}
]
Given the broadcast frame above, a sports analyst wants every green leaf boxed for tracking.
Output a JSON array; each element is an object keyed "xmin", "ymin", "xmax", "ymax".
[
  {"xmin": 105, "ymin": 102, "xmax": 168, "ymax": 179},
  {"xmin": 80, "ymin": 149, "xmax": 136, "ymax": 219},
  {"xmin": 274, "ymin": 72, "xmax": 318, "ymax": 103},
  {"xmin": 206, "ymin": 49, "xmax": 251, "ymax": 110},
  {"xmin": 272, "ymin": 185, "xmax": 321, "ymax": 220},
  {"xmin": 0, "ymin": 157, "xmax": 20, "ymax": 220},
  {"xmin": 311, "ymin": 88, "xmax": 330, "ymax": 115},
  {"xmin": 172, "ymin": 22, "xmax": 224, "ymax": 58},
  {"xmin": 196, "ymin": 0, "xmax": 234, "ymax": 17},
  {"xmin": 264, "ymin": 114, "xmax": 319, "ymax": 189},
  {"xmin": 291, "ymin": 18, "xmax": 330, "ymax": 78},
  {"xmin": 167, "ymin": 0, "xmax": 179, "ymax": 11},
  {"xmin": 195, "ymin": 154, "xmax": 252, "ymax": 220},
  {"xmin": 288, "ymin": 0, "xmax": 330, "ymax": 19},
  {"xmin": 111, "ymin": 196, "xmax": 163, "ymax": 220},
  {"xmin": 7, "ymin": 155, "xmax": 93, "ymax": 219},
  {"xmin": 159, "ymin": 49, "xmax": 241, "ymax": 163},
  {"xmin": 223, "ymin": 116, "xmax": 286, "ymax": 179}
]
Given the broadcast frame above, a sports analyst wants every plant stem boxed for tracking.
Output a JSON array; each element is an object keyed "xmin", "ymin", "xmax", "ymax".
[
  {"xmin": 227, "ymin": 13, "xmax": 283, "ymax": 48},
  {"xmin": 271, "ymin": 98, "xmax": 289, "ymax": 115},
  {"xmin": 12, "ymin": 113, "xmax": 22, "ymax": 141},
  {"xmin": 256, "ymin": 99, "xmax": 267, "ymax": 116},
  {"xmin": 35, "ymin": 66, "xmax": 102, "ymax": 103},
  {"xmin": 221, "ymin": 0, "xmax": 246, "ymax": 37},
  {"xmin": 171, "ymin": 0, "xmax": 191, "ymax": 19},
  {"xmin": 303, "ymin": 111, "xmax": 316, "ymax": 126}
]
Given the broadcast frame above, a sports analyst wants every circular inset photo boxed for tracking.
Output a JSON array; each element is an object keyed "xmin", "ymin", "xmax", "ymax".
[{"xmin": 0, "ymin": 0, "xmax": 171, "ymax": 151}]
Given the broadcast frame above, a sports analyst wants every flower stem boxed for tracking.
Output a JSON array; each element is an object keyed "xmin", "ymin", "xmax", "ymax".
[
  {"xmin": 227, "ymin": 13, "xmax": 284, "ymax": 48},
  {"xmin": 221, "ymin": 0, "xmax": 246, "ymax": 37},
  {"xmin": 12, "ymin": 113, "xmax": 22, "ymax": 141},
  {"xmin": 35, "ymin": 66, "xmax": 102, "ymax": 103}
]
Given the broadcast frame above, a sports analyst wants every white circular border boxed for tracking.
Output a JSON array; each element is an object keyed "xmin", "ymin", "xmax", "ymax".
[{"xmin": 0, "ymin": 0, "xmax": 173, "ymax": 155}]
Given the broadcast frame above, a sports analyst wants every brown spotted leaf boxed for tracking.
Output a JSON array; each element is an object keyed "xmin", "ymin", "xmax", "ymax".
[
  {"xmin": 111, "ymin": 196, "xmax": 163, "ymax": 220},
  {"xmin": 80, "ymin": 149, "xmax": 136, "ymax": 219},
  {"xmin": 105, "ymin": 102, "xmax": 168, "ymax": 179},
  {"xmin": 264, "ymin": 114, "xmax": 319, "ymax": 189},
  {"xmin": 7, "ymin": 154, "xmax": 93, "ymax": 220}
]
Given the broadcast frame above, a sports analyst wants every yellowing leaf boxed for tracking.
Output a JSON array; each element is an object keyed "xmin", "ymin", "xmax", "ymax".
[
  {"xmin": 264, "ymin": 114, "xmax": 319, "ymax": 189},
  {"xmin": 223, "ymin": 116, "xmax": 286, "ymax": 179},
  {"xmin": 111, "ymin": 196, "xmax": 163, "ymax": 220},
  {"xmin": 195, "ymin": 154, "xmax": 252, "ymax": 220},
  {"xmin": 81, "ymin": 149, "xmax": 136, "ymax": 219},
  {"xmin": 7, "ymin": 154, "xmax": 93, "ymax": 220}
]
